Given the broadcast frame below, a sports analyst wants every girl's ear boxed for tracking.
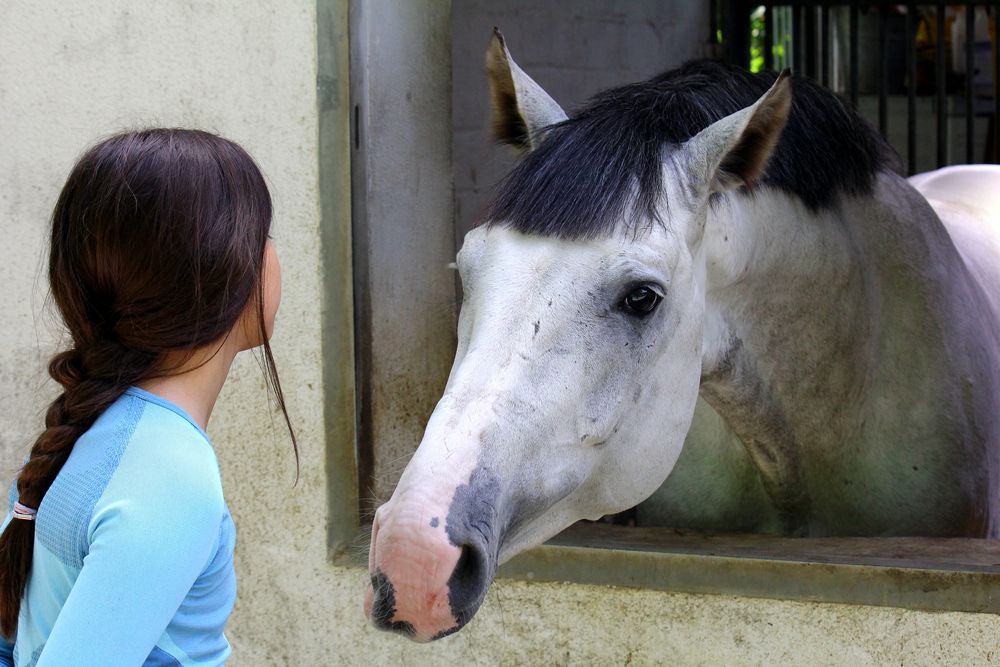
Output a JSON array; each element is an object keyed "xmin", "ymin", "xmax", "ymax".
[
  {"xmin": 486, "ymin": 28, "xmax": 568, "ymax": 153},
  {"xmin": 236, "ymin": 240, "xmax": 281, "ymax": 351}
]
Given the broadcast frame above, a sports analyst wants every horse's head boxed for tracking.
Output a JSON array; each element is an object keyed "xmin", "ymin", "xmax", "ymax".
[{"xmin": 366, "ymin": 31, "xmax": 792, "ymax": 641}]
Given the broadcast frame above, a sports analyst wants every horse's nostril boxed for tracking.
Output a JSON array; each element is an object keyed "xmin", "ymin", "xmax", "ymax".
[
  {"xmin": 452, "ymin": 545, "xmax": 482, "ymax": 589},
  {"xmin": 447, "ymin": 544, "xmax": 489, "ymax": 627}
]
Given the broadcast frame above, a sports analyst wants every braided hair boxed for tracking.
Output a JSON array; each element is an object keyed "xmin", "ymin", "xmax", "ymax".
[{"xmin": 0, "ymin": 129, "xmax": 296, "ymax": 637}]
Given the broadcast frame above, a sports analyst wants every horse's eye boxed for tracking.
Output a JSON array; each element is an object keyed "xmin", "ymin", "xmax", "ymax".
[{"xmin": 621, "ymin": 285, "xmax": 662, "ymax": 317}]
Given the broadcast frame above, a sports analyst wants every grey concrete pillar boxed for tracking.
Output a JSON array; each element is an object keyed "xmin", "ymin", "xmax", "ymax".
[{"xmin": 349, "ymin": 0, "xmax": 457, "ymax": 508}]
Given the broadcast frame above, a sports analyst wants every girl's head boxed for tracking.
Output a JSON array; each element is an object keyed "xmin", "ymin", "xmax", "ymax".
[
  {"xmin": 52, "ymin": 129, "xmax": 281, "ymax": 357},
  {"xmin": 0, "ymin": 129, "xmax": 294, "ymax": 636}
]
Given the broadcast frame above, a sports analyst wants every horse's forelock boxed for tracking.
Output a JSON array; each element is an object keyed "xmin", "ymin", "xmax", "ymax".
[{"xmin": 485, "ymin": 59, "xmax": 897, "ymax": 240}]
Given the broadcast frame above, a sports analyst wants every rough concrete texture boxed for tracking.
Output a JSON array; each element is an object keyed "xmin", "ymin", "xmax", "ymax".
[
  {"xmin": 0, "ymin": 1, "xmax": 329, "ymax": 663},
  {"xmin": 2, "ymin": 2, "xmax": 999, "ymax": 665}
]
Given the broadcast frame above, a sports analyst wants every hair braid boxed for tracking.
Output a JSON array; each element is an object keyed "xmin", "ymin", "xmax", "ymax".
[{"xmin": 0, "ymin": 342, "xmax": 157, "ymax": 636}]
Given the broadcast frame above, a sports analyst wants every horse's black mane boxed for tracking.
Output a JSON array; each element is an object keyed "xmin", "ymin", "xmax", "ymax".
[{"xmin": 487, "ymin": 59, "xmax": 899, "ymax": 239}]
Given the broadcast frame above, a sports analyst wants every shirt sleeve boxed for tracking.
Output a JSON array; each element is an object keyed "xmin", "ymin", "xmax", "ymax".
[
  {"xmin": 0, "ymin": 486, "xmax": 16, "ymax": 666},
  {"xmin": 0, "ymin": 515, "xmax": 13, "ymax": 667},
  {"xmin": 35, "ymin": 440, "xmax": 224, "ymax": 667}
]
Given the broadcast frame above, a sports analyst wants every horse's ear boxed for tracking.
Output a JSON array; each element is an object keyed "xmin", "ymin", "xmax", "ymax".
[
  {"xmin": 686, "ymin": 70, "xmax": 793, "ymax": 194},
  {"xmin": 486, "ymin": 28, "xmax": 568, "ymax": 152}
]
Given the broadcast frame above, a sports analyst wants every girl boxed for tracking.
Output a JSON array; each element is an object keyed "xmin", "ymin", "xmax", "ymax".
[{"xmin": 0, "ymin": 129, "xmax": 295, "ymax": 666}]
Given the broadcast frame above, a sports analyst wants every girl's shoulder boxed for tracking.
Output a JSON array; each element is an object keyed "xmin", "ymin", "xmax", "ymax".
[
  {"xmin": 84, "ymin": 388, "xmax": 225, "ymax": 505},
  {"xmin": 31, "ymin": 389, "xmax": 227, "ymax": 569},
  {"xmin": 80, "ymin": 388, "xmax": 220, "ymax": 477}
]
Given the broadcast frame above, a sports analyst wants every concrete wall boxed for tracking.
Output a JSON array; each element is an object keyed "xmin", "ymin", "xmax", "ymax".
[
  {"xmin": 2, "ymin": 2, "xmax": 1000, "ymax": 665},
  {"xmin": 451, "ymin": 0, "xmax": 713, "ymax": 239},
  {"xmin": 0, "ymin": 2, "xmax": 337, "ymax": 663}
]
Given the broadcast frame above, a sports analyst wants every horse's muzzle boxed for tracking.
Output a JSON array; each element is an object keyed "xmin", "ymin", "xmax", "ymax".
[{"xmin": 365, "ymin": 495, "xmax": 498, "ymax": 641}]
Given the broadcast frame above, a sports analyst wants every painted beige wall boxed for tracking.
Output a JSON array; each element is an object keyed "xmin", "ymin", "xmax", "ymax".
[{"xmin": 1, "ymin": 2, "xmax": 999, "ymax": 665}]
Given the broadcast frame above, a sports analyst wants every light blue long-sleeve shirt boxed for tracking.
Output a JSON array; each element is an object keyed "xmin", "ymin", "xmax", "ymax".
[{"xmin": 0, "ymin": 387, "xmax": 236, "ymax": 666}]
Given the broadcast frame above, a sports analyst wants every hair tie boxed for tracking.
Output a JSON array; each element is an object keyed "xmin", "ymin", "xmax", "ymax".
[{"xmin": 12, "ymin": 502, "xmax": 37, "ymax": 521}]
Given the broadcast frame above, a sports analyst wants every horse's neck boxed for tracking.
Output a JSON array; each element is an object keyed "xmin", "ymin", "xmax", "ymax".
[{"xmin": 695, "ymin": 173, "xmax": 981, "ymax": 533}]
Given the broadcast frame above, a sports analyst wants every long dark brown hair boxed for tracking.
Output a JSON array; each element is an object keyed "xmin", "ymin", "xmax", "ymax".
[{"xmin": 0, "ymin": 128, "xmax": 296, "ymax": 637}]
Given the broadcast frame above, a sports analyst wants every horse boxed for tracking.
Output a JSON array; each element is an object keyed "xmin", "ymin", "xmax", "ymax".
[{"xmin": 364, "ymin": 30, "xmax": 1000, "ymax": 642}]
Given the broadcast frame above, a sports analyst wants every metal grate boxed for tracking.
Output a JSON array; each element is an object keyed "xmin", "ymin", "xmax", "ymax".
[{"xmin": 714, "ymin": 2, "xmax": 1000, "ymax": 174}]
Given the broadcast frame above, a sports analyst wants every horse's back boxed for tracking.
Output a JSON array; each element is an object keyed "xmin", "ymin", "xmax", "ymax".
[
  {"xmin": 910, "ymin": 165, "xmax": 1000, "ymax": 324},
  {"xmin": 909, "ymin": 164, "xmax": 1000, "ymax": 215}
]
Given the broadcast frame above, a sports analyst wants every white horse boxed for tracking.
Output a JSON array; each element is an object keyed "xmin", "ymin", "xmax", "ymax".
[{"xmin": 365, "ymin": 30, "xmax": 1000, "ymax": 641}]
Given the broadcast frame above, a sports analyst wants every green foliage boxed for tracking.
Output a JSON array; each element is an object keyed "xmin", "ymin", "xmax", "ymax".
[
  {"xmin": 716, "ymin": 4, "xmax": 789, "ymax": 73},
  {"xmin": 749, "ymin": 10, "xmax": 765, "ymax": 72}
]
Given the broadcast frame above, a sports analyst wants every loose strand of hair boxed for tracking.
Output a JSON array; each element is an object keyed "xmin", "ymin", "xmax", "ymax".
[{"xmin": 257, "ymin": 287, "xmax": 299, "ymax": 482}]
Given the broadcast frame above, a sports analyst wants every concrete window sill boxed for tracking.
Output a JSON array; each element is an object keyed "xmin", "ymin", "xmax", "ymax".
[
  {"xmin": 335, "ymin": 521, "xmax": 1000, "ymax": 613},
  {"xmin": 496, "ymin": 523, "xmax": 1000, "ymax": 614}
]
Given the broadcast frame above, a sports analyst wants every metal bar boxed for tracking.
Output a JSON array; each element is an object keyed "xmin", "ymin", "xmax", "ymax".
[
  {"xmin": 966, "ymin": 4, "xmax": 976, "ymax": 163},
  {"xmin": 821, "ymin": 3, "xmax": 831, "ymax": 87},
  {"xmin": 907, "ymin": 2, "xmax": 917, "ymax": 174},
  {"xmin": 806, "ymin": 5, "xmax": 818, "ymax": 79},
  {"xmin": 995, "ymin": 2, "xmax": 1000, "ymax": 162},
  {"xmin": 850, "ymin": 1, "xmax": 860, "ymax": 107},
  {"xmin": 765, "ymin": 3, "xmax": 775, "ymax": 70},
  {"xmin": 793, "ymin": 4, "xmax": 803, "ymax": 74},
  {"xmin": 937, "ymin": 3, "xmax": 947, "ymax": 167},
  {"xmin": 879, "ymin": 3, "xmax": 889, "ymax": 138},
  {"xmin": 724, "ymin": 0, "xmax": 752, "ymax": 69},
  {"xmin": 710, "ymin": 0, "xmax": 720, "ymax": 46}
]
